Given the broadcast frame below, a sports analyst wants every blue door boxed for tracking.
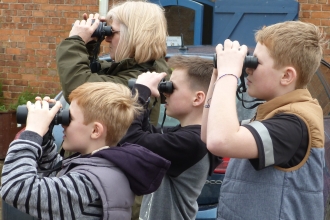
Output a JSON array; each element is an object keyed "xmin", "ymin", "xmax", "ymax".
[
  {"xmin": 213, "ymin": 0, "xmax": 299, "ymax": 46},
  {"xmin": 151, "ymin": 0, "xmax": 299, "ymax": 46}
]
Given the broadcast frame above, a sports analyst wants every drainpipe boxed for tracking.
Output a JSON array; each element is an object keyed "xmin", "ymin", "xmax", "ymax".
[{"xmin": 99, "ymin": 0, "xmax": 109, "ymax": 17}]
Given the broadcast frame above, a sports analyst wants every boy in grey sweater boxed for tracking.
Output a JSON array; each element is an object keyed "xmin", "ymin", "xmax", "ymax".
[
  {"xmin": 120, "ymin": 56, "xmax": 221, "ymax": 220},
  {"xmin": 1, "ymin": 82, "xmax": 170, "ymax": 220}
]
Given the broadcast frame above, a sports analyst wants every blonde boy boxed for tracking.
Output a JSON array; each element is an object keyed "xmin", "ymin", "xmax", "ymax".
[
  {"xmin": 202, "ymin": 21, "xmax": 326, "ymax": 219},
  {"xmin": 1, "ymin": 82, "xmax": 170, "ymax": 220}
]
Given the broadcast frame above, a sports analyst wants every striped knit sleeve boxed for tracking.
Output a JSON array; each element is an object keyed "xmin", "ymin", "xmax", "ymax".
[
  {"xmin": 0, "ymin": 131, "xmax": 102, "ymax": 220},
  {"xmin": 38, "ymin": 134, "xmax": 63, "ymax": 175}
]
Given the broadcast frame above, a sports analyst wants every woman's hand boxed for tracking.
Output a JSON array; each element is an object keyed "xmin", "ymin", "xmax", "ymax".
[{"xmin": 70, "ymin": 13, "xmax": 101, "ymax": 43}]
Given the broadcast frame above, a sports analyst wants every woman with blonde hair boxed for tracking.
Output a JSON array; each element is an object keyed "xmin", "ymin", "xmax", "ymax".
[
  {"xmin": 56, "ymin": 2, "xmax": 170, "ymax": 218},
  {"xmin": 56, "ymin": 1, "xmax": 170, "ymax": 126}
]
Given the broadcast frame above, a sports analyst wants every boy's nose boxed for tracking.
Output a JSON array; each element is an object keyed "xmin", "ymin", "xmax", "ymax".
[{"xmin": 245, "ymin": 67, "xmax": 253, "ymax": 75}]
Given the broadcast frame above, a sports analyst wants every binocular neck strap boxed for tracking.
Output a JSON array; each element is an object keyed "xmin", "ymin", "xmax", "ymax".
[
  {"xmin": 160, "ymin": 109, "xmax": 167, "ymax": 134},
  {"xmin": 90, "ymin": 36, "xmax": 105, "ymax": 73},
  {"xmin": 236, "ymin": 74, "xmax": 263, "ymax": 110}
]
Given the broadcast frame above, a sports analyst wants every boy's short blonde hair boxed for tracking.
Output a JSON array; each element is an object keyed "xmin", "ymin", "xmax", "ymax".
[
  {"xmin": 107, "ymin": 1, "xmax": 167, "ymax": 63},
  {"xmin": 167, "ymin": 55, "xmax": 213, "ymax": 93},
  {"xmin": 255, "ymin": 21, "xmax": 327, "ymax": 88},
  {"xmin": 68, "ymin": 82, "xmax": 142, "ymax": 146}
]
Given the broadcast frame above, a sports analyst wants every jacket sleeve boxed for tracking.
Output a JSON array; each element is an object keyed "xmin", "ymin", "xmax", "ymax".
[
  {"xmin": 56, "ymin": 36, "xmax": 138, "ymax": 103},
  {"xmin": 0, "ymin": 131, "xmax": 101, "ymax": 220},
  {"xmin": 119, "ymin": 84, "xmax": 208, "ymax": 177},
  {"xmin": 37, "ymin": 134, "xmax": 63, "ymax": 176}
]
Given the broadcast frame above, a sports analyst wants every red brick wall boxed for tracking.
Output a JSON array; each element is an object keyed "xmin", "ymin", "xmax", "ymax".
[
  {"xmin": 0, "ymin": 0, "xmax": 329, "ymax": 105},
  {"xmin": 0, "ymin": 0, "xmax": 100, "ymax": 105},
  {"xmin": 299, "ymin": 0, "xmax": 330, "ymax": 63}
]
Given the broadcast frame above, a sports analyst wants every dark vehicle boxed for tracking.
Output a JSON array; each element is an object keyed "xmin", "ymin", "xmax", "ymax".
[{"xmin": 7, "ymin": 46, "xmax": 330, "ymax": 220}]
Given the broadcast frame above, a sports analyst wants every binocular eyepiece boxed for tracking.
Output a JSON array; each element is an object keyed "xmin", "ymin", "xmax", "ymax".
[
  {"xmin": 213, "ymin": 53, "xmax": 258, "ymax": 69},
  {"xmin": 16, "ymin": 103, "xmax": 71, "ymax": 126},
  {"xmin": 91, "ymin": 21, "xmax": 112, "ymax": 38},
  {"xmin": 128, "ymin": 78, "xmax": 174, "ymax": 94}
]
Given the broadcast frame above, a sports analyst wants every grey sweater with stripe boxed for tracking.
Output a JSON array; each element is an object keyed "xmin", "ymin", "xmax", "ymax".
[
  {"xmin": 1, "ymin": 130, "xmax": 102, "ymax": 219},
  {"xmin": 1, "ymin": 130, "xmax": 170, "ymax": 219}
]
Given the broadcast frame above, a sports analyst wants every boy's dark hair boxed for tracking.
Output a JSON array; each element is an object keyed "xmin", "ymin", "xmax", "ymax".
[{"xmin": 167, "ymin": 55, "xmax": 213, "ymax": 92}]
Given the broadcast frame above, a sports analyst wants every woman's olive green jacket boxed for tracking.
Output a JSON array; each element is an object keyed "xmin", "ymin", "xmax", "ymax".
[{"xmin": 56, "ymin": 35, "xmax": 171, "ymax": 125}]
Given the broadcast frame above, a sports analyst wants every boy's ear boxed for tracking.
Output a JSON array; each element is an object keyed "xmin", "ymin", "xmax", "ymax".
[
  {"xmin": 91, "ymin": 122, "xmax": 105, "ymax": 139},
  {"xmin": 193, "ymin": 91, "xmax": 206, "ymax": 107},
  {"xmin": 281, "ymin": 66, "xmax": 297, "ymax": 86}
]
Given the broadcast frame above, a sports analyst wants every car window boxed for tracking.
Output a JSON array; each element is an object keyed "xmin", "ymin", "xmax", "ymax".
[
  {"xmin": 158, "ymin": 104, "xmax": 179, "ymax": 127},
  {"xmin": 52, "ymin": 93, "xmax": 68, "ymax": 148}
]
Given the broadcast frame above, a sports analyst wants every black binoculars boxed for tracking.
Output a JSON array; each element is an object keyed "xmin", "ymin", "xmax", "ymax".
[
  {"xmin": 213, "ymin": 53, "xmax": 258, "ymax": 69},
  {"xmin": 16, "ymin": 103, "xmax": 71, "ymax": 126},
  {"xmin": 72, "ymin": 21, "xmax": 112, "ymax": 38},
  {"xmin": 91, "ymin": 21, "xmax": 112, "ymax": 38},
  {"xmin": 128, "ymin": 78, "xmax": 173, "ymax": 94},
  {"xmin": 128, "ymin": 78, "xmax": 173, "ymax": 104}
]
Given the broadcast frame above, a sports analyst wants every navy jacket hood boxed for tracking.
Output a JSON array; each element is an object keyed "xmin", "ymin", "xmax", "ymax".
[{"xmin": 91, "ymin": 142, "xmax": 171, "ymax": 196}]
